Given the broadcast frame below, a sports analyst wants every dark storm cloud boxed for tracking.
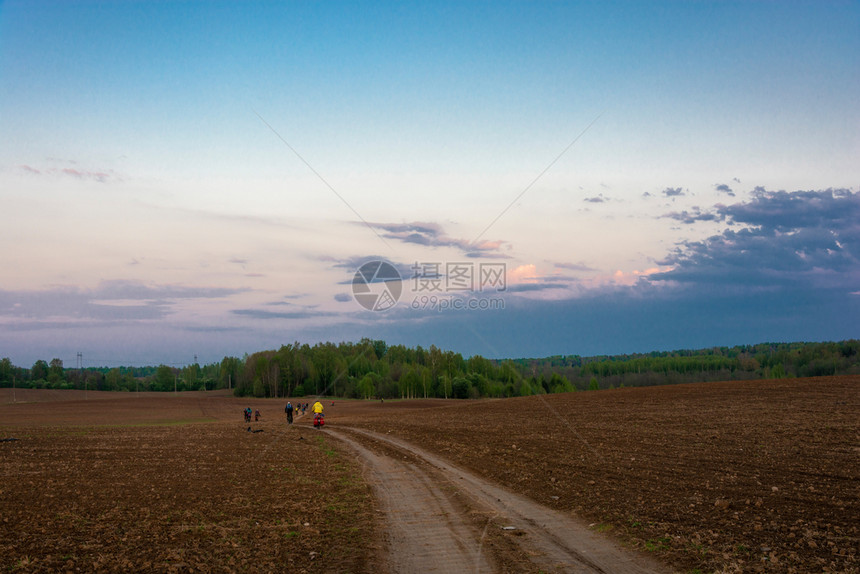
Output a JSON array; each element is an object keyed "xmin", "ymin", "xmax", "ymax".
[
  {"xmin": 368, "ymin": 286, "xmax": 859, "ymax": 360},
  {"xmin": 321, "ymin": 188, "xmax": 860, "ymax": 360},
  {"xmin": 651, "ymin": 188, "xmax": 860, "ymax": 291},
  {"xmin": 724, "ymin": 188, "xmax": 859, "ymax": 232}
]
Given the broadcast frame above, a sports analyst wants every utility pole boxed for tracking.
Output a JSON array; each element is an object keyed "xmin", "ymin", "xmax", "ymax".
[{"xmin": 77, "ymin": 352, "xmax": 85, "ymax": 399}]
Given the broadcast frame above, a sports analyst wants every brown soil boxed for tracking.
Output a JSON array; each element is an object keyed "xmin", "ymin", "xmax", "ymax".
[
  {"xmin": 334, "ymin": 377, "xmax": 859, "ymax": 573},
  {"xmin": 333, "ymin": 425, "xmax": 668, "ymax": 573},
  {"xmin": 1, "ymin": 376, "xmax": 857, "ymax": 573},
  {"xmin": 0, "ymin": 391, "xmax": 379, "ymax": 573}
]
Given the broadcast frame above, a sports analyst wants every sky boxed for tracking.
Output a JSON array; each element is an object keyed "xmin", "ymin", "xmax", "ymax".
[{"xmin": 1, "ymin": 1, "xmax": 858, "ymax": 368}]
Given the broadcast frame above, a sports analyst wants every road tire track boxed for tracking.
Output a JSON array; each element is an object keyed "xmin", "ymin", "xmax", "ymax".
[
  {"xmin": 330, "ymin": 426, "xmax": 671, "ymax": 574},
  {"xmin": 334, "ymin": 428, "xmax": 496, "ymax": 573}
]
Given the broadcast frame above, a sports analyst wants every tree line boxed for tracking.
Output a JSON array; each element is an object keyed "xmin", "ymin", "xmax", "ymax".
[{"xmin": 1, "ymin": 339, "xmax": 858, "ymax": 398}]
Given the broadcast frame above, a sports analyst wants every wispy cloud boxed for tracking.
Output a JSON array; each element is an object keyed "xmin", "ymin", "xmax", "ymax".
[
  {"xmin": 19, "ymin": 164, "xmax": 120, "ymax": 183},
  {"xmin": 362, "ymin": 221, "xmax": 507, "ymax": 257},
  {"xmin": 506, "ymin": 281, "xmax": 572, "ymax": 293},
  {"xmin": 0, "ymin": 280, "xmax": 246, "ymax": 325},
  {"xmin": 663, "ymin": 187, "xmax": 686, "ymax": 198},
  {"xmin": 231, "ymin": 308, "xmax": 329, "ymax": 320},
  {"xmin": 554, "ymin": 261, "xmax": 596, "ymax": 272},
  {"xmin": 327, "ymin": 254, "xmax": 414, "ymax": 281}
]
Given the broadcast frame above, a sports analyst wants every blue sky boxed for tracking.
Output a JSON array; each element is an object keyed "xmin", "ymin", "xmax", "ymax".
[{"xmin": 1, "ymin": 1, "xmax": 858, "ymax": 367}]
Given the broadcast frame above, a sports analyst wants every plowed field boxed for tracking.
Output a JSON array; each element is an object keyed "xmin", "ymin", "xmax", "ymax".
[
  {"xmin": 337, "ymin": 376, "xmax": 859, "ymax": 573},
  {"xmin": 0, "ymin": 392, "xmax": 378, "ymax": 573},
  {"xmin": 1, "ymin": 376, "xmax": 857, "ymax": 573}
]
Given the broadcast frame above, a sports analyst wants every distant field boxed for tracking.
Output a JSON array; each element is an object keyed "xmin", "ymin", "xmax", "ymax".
[{"xmin": 1, "ymin": 377, "xmax": 857, "ymax": 573}]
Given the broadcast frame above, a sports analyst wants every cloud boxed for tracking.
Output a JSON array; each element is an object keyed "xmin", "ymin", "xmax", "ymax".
[
  {"xmin": 0, "ymin": 280, "xmax": 246, "ymax": 324},
  {"xmin": 650, "ymin": 188, "xmax": 860, "ymax": 292},
  {"xmin": 92, "ymin": 280, "xmax": 242, "ymax": 300},
  {"xmin": 554, "ymin": 261, "xmax": 596, "ymax": 272},
  {"xmin": 327, "ymin": 254, "xmax": 513, "ymax": 288},
  {"xmin": 334, "ymin": 293, "xmax": 352, "ymax": 302},
  {"xmin": 505, "ymin": 281, "xmax": 570, "ymax": 293},
  {"xmin": 715, "ymin": 183, "xmax": 736, "ymax": 196},
  {"xmin": 723, "ymin": 187, "xmax": 858, "ymax": 232},
  {"xmin": 662, "ymin": 206, "xmax": 724, "ymax": 224},
  {"xmin": 496, "ymin": 264, "xmax": 585, "ymax": 297},
  {"xmin": 19, "ymin": 163, "xmax": 119, "ymax": 183},
  {"xmin": 373, "ymin": 284, "xmax": 859, "ymax": 360},
  {"xmin": 181, "ymin": 325, "xmax": 248, "ymax": 333},
  {"xmin": 584, "ymin": 195, "xmax": 606, "ymax": 203},
  {"xmin": 231, "ymin": 308, "xmax": 328, "ymax": 320},
  {"xmin": 328, "ymin": 254, "xmax": 415, "ymax": 284},
  {"xmin": 663, "ymin": 187, "xmax": 686, "ymax": 197},
  {"xmin": 363, "ymin": 221, "xmax": 507, "ymax": 256}
]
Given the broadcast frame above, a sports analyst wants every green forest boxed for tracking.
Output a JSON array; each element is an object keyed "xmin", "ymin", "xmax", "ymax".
[{"xmin": 2, "ymin": 339, "xmax": 858, "ymax": 398}]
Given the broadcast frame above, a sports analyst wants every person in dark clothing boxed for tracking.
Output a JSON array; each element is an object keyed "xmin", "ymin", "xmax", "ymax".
[{"xmin": 285, "ymin": 401, "xmax": 294, "ymax": 424}]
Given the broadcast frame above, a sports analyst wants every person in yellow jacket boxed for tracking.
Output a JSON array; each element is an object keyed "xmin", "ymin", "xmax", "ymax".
[{"xmin": 312, "ymin": 400, "xmax": 325, "ymax": 428}]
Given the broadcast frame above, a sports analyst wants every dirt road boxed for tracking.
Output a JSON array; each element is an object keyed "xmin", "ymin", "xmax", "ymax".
[{"xmin": 330, "ymin": 426, "xmax": 669, "ymax": 574}]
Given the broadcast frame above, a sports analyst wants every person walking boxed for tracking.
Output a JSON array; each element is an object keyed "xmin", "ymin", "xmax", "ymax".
[{"xmin": 285, "ymin": 401, "xmax": 294, "ymax": 424}]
